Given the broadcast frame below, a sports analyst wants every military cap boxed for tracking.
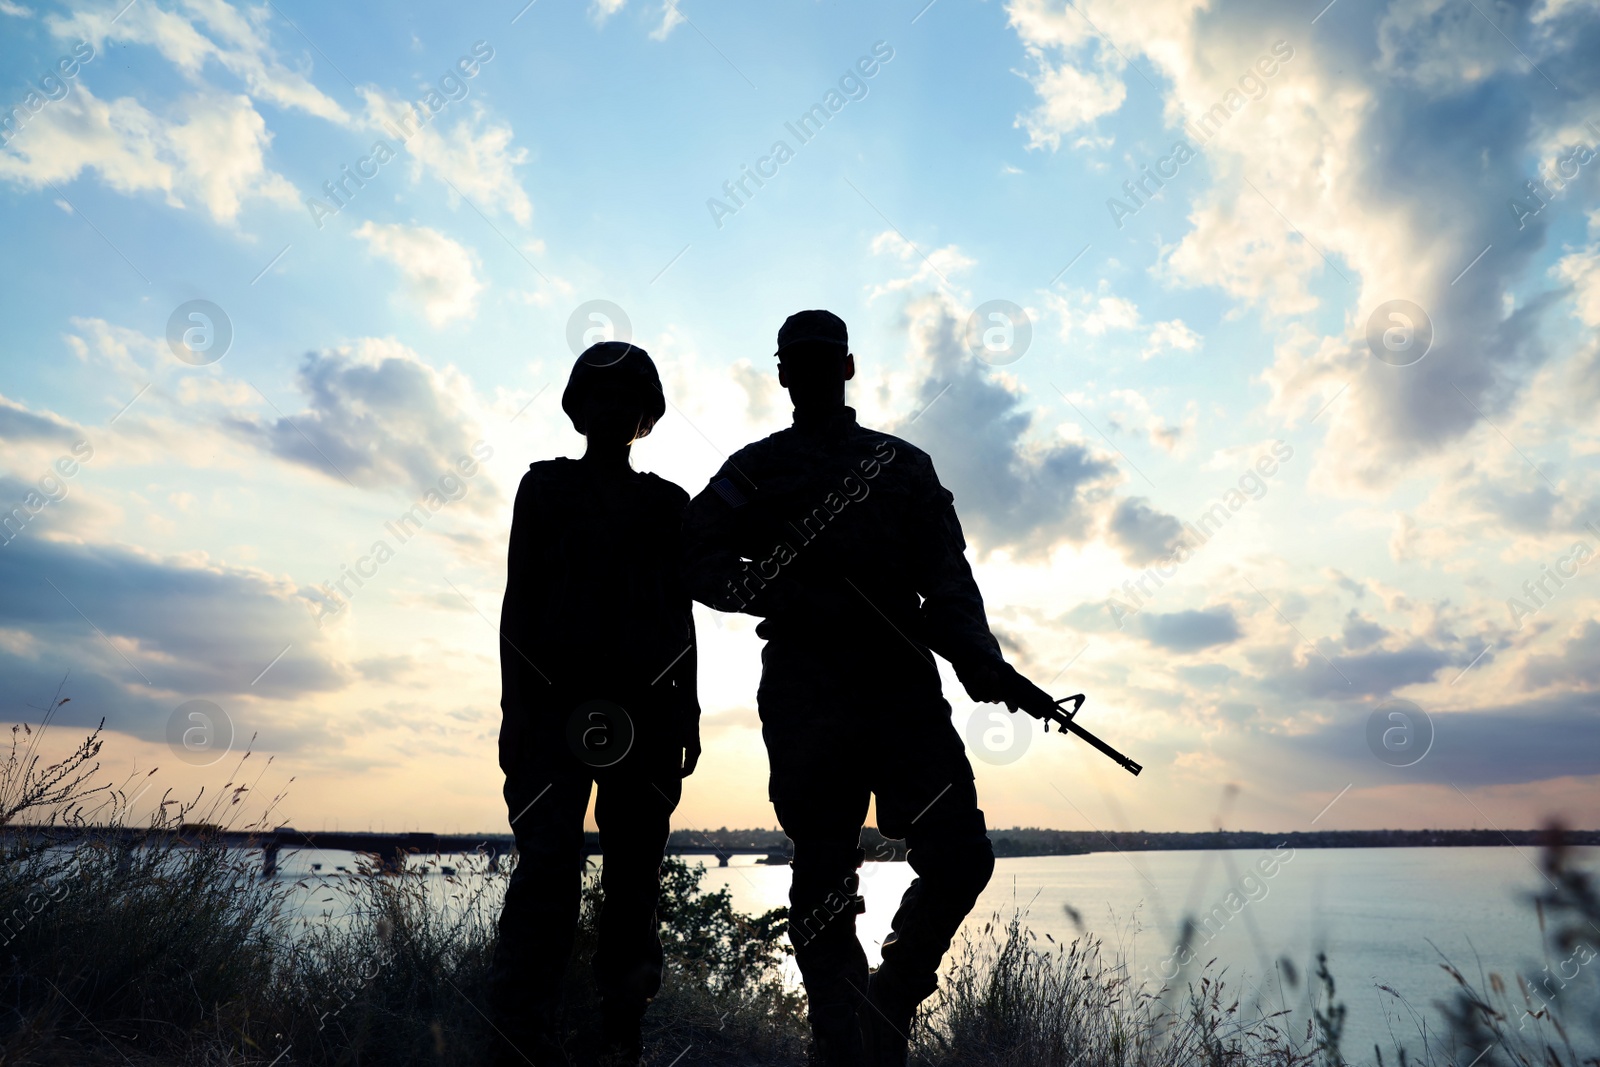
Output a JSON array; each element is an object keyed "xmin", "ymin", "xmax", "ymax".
[{"xmin": 775, "ymin": 309, "xmax": 848, "ymax": 359}]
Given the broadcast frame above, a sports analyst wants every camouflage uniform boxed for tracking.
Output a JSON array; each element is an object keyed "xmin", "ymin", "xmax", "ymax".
[
  {"xmin": 684, "ymin": 406, "xmax": 1000, "ymax": 1062},
  {"xmin": 490, "ymin": 458, "xmax": 698, "ymax": 1064}
]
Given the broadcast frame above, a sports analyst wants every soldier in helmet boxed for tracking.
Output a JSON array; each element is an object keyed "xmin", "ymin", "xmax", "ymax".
[
  {"xmin": 683, "ymin": 311, "xmax": 1028, "ymax": 1066},
  {"xmin": 489, "ymin": 341, "xmax": 700, "ymax": 1067}
]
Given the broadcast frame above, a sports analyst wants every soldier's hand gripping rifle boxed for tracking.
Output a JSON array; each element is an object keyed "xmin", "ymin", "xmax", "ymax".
[{"xmin": 1000, "ymin": 672, "xmax": 1143, "ymax": 776}]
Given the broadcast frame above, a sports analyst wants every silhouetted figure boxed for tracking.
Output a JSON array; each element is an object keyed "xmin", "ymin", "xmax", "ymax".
[
  {"xmin": 683, "ymin": 311, "xmax": 1027, "ymax": 1066},
  {"xmin": 489, "ymin": 341, "xmax": 700, "ymax": 1067}
]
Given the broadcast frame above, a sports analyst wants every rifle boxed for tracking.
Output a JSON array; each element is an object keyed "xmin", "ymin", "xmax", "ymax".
[{"xmin": 1003, "ymin": 673, "xmax": 1143, "ymax": 776}]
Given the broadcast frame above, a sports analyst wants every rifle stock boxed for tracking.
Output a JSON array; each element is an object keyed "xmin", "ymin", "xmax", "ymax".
[{"xmin": 1005, "ymin": 676, "xmax": 1143, "ymax": 776}]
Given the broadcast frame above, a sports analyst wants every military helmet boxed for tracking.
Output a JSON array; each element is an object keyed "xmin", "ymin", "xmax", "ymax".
[{"xmin": 561, "ymin": 341, "xmax": 666, "ymax": 436}]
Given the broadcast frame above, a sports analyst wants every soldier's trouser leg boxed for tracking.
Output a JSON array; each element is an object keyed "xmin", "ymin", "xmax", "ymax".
[
  {"xmin": 591, "ymin": 755, "xmax": 681, "ymax": 1049},
  {"xmin": 864, "ymin": 748, "xmax": 994, "ymax": 1066},
  {"xmin": 773, "ymin": 788, "xmax": 872, "ymax": 1067},
  {"xmin": 876, "ymin": 777, "xmax": 995, "ymax": 1003},
  {"xmin": 488, "ymin": 758, "xmax": 594, "ymax": 1065}
]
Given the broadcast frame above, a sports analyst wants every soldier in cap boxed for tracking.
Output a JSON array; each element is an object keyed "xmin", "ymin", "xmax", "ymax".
[
  {"xmin": 489, "ymin": 340, "xmax": 700, "ymax": 1067},
  {"xmin": 683, "ymin": 311, "xmax": 1028, "ymax": 1066}
]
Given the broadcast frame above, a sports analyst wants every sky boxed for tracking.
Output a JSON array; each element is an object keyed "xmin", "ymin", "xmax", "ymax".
[{"xmin": 2, "ymin": 0, "xmax": 1598, "ymax": 836}]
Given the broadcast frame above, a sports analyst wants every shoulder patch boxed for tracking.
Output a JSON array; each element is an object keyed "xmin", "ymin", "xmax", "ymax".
[{"xmin": 711, "ymin": 478, "xmax": 748, "ymax": 508}]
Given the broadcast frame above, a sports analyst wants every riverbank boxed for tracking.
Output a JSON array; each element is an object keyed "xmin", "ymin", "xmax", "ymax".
[
  {"xmin": 6, "ymin": 826, "xmax": 1600, "ymax": 1064},
  {"xmin": 4, "ymin": 723, "xmax": 1597, "ymax": 1064}
]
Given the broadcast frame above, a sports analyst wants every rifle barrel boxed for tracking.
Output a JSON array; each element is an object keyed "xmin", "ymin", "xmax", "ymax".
[
  {"xmin": 1012, "ymin": 690, "xmax": 1142, "ymax": 776},
  {"xmin": 1056, "ymin": 715, "xmax": 1142, "ymax": 776}
]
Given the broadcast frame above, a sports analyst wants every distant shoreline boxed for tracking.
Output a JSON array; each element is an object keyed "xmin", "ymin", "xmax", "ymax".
[{"xmin": 671, "ymin": 826, "xmax": 1600, "ymax": 861}]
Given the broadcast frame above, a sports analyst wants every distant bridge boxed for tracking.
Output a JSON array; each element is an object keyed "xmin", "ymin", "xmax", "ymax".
[{"xmin": 2, "ymin": 825, "xmax": 793, "ymax": 877}]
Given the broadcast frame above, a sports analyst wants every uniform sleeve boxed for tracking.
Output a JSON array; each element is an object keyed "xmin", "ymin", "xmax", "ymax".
[
  {"xmin": 683, "ymin": 460, "xmax": 771, "ymax": 616},
  {"xmin": 663, "ymin": 484, "xmax": 701, "ymax": 740},
  {"xmin": 670, "ymin": 633, "xmax": 700, "ymax": 741},
  {"xmin": 499, "ymin": 469, "xmax": 552, "ymax": 716},
  {"xmin": 908, "ymin": 455, "xmax": 1004, "ymax": 669}
]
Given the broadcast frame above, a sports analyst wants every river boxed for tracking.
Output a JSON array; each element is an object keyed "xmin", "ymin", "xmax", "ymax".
[{"xmin": 275, "ymin": 845, "xmax": 1599, "ymax": 1061}]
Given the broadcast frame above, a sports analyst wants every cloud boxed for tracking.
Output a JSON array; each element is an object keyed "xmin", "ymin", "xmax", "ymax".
[
  {"xmin": 224, "ymin": 337, "xmax": 499, "ymax": 510},
  {"xmin": 1040, "ymin": 290, "xmax": 1142, "ymax": 345},
  {"xmin": 1142, "ymin": 319, "xmax": 1201, "ymax": 359},
  {"xmin": 1375, "ymin": 0, "xmax": 1524, "ymax": 93},
  {"xmin": 731, "ymin": 359, "xmax": 779, "ymax": 423},
  {"xmin": 0, "ymin": 395, "xmax": 83, "ymax": 447},
  {"xmin": 46, "ymin": 0, "xmax": 349, "ymax": 124},
  {"xmin": 355, "ymin": 221, "xmax": 483, "ymax": 326},
  {"xmin": 1079, "ymin": 295, "xmax": 1140, "ymax": 335},
  {"xmin": 1006, "ymin": 0, "xmax": 1600, "ymax": 493},
  {"xmin": 29, "ymin": 0, "xmax": 534, "ymax": 231},
  {"xmin": 1049, "ymin": 290, "xmax": 1196, "ymax": 362},
  {"xmin": 866, "ymin": 234, "xmax": 1185, "ymax": 563},
  {"xmin": 164, "ymin": 92, "xmax": 299, "ymax": 220},
  {"xmin": 1554, "ymin": 236, "xmax": 1600, "ymax": 328},
  {"xmin": 0, "ymin": 86, "xmax": 297, "ymax": 223},
  {"xmin": 1015, "ymin": 57, "xmax": 1127, "ymax": 149},
  {"xmin": 359, "ymin": 92, "xmax": 533, "ymax": 225},
  {"xmin": 884, "ymin": 293, "xmax": 1121, "ymax": 558},
  {"xmin": 1106, "ymin": 496, "xmax": 1184, "ymax": 565},
  {"xmin": 1060, "ymin": 598, "xmax": 1122, "ymax": 634},
  {"xmin": 1282, "ymin": 691, "xmax": 1600, "ymax": 788},
  {"xmin": 354, "ymin": 654, "xmax": 414, "ymax": 683},
  {"xmin": 1340, "ymin": 610, "xmax": 1387, "ymax": 651},
  {"xmin": 650, "ymin": 0, "xmax": 686, "ymax": 40},
  {"xmin": 1106, "ymin": 389, "xmax": 1195, "ymax": 457},
  {"xmin": 0, "ymin": 533, "xmax": 347, "ymax": 744},
  {"xmin": 418, "ymin": 111, "xmax": 532, "ymax": 225},
  {"xmin": 1135, "ymin": 606, "xmax": 1241, "ymax": 652},
  {"xmin": 1522, "ymin": 618, "xmax": 1600, "ymax": 690},
  {"xmin": 1381, "ymin": 454, "xmax": 1598, "ymax": 559},
  {"xmin": 866, "ymin": 231, "xmax": 974, "ymax": 298},
  {"xmin": 1260, "ymin": 635, "xmax": 1467, "ymax": 701}
]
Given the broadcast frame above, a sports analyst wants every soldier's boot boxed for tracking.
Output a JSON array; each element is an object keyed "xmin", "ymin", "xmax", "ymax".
[
  {"xmin": 791, "ymin": 839, "xmax": 871, "ymax": 1067},
  {"xmin": 593, "ymin": 840, "xmax": 668, "ymax": 1067},
  {"xmin": 490, "ymin": 1004, "xmax": 568, "ymax": 1067},
  {"xmin": 860, "ymin": 965, "xmax": 920, "ymax": 1067},
  {"xmin": 809, "ymin": 1003, "xmax": 868, "ymax": 1067},
  {"xmin": 598, "ymin": 997, "xmax": 647, "ymax": 1067}
]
